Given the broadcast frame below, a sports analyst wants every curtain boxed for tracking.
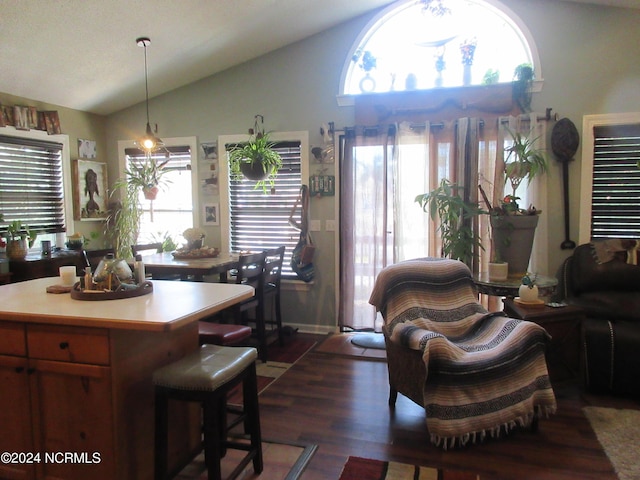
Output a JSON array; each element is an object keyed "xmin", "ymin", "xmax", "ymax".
[
  {"xmin": 339, "ymin": 126, "xmax": 395, "ymax": 331},
  {"xmin": 339, "ymin": 114, "xmax": 549, "ymax": 331}
]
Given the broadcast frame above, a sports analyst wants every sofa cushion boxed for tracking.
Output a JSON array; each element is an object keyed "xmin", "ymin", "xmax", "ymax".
[
  {"xmin": 570, "ymin": 243, "xmax": 640, "ymax": 295},
  {"xmin": 569, "ymin": 291, "xmax": 640, "ymax": 322}
]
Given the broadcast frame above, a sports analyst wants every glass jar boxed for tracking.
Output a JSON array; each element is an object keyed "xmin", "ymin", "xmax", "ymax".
[{"xmin": 93, "ymin": 253, "xmax": 133, "ymax": 285}]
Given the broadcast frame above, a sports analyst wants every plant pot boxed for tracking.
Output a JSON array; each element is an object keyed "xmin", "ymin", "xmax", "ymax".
[
  {"xmin": 488, "ymin": 262, "xmax": 508, "ymax": 281},
  {"xmin": 240, "ymin": 160, "xmax": 268, "ymax": 181},
  {"xmin": 6, "ymin": 239, "xmax": 28, "ymax": 260},
  {"xmin": 518, "ymin": 284, "xmax": 539, "ymax": 302},
  {"xmin": 143, "ymin": 186, "xmax": 159, "ymax": 200},
  {"xmin": 490, "ymin": 214, "xmax": 539, "ymax": 277},
  {"xmin": 187, "ymin": 238, "xmax": 204, "ymax": 250}
]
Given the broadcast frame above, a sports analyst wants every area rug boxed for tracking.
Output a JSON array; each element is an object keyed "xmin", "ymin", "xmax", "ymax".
[
  {"xmin": 176, "ymin": 439, "xmax": 317, "ymax": 480},
  {"xmin": 583, "ymin": 406, "xmax": 640, "ymax": 480},
  {"xmin": 350, "ymin": 332, "xmax": 386, "ymax": 350},
  {"xmin": 339, "ymin": 456, "xmax": 480, "ymax": 480},
  {"xmin": 228, "ymin": 336, "xmax": 316, "ymax": 404}
]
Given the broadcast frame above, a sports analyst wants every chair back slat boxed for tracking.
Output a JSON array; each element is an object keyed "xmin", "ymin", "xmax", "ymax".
[
  {"xmin": 264, "ymin": 246, "xmax": 285, "ymax": 289},
  {"xmin": 131, "ymin": 243, "xmax": 163, "ymax": 257}
]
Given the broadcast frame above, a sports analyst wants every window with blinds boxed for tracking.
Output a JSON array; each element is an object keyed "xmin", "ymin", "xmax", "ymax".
[
  {"xmin": 0, "ymin": 135, "xmax": 65, "ymax": 234},
  {"xmin": 227, "ymin": 141, "xmax": 303, "ymax": 278},
  {"xmin": 124, "ymin": 145, "xmax": 194, "ymax": 243},
  {"xmin": 591, "ymin": 124, "xmax": 640, "ymax": 239}
]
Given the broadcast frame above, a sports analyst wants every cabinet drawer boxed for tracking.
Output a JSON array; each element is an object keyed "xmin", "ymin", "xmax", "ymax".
[
  {"xmin": 0, "ymin": 322, "xmax": 26, "ymax": 356},
  {"xmin": 27, "ymin": 325, "xmax": 110, "ymax": 365}
]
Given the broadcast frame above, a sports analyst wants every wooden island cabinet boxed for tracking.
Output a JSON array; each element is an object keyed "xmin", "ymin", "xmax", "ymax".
[{"xmin": 0, "ymin": 278, "xmax": 253, "ymax": 480}]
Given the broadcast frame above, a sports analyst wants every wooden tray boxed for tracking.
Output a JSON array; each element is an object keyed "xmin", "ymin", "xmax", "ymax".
[
  {"xmin": 514, "ymin": 297, "xmax": 546, "ymax": 308},
  {"xmin": 172, "ymin": 248, "xmax": 220, "ymax": 259},
  {"xmin": 70, "ymin": 281, "xmax": 153, "ymax": 301}
]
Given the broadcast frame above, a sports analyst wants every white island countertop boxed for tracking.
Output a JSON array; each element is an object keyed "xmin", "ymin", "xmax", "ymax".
[{"xmin": 0, "ymin": 277, "xmax": 253, "ymax": 332}]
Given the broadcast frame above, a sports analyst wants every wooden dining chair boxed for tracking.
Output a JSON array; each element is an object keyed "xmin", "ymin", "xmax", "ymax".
[
  {"xmin": 131, "ymin": 242, "xmax": 163, "ymax": 257},
  {"xmin": 131, "ymin": 243, "xmax": 181, "ymax": 280},
  {"xmin": 219, "ymin": 251, "xmax": 269, "ymax": 361},
  {"xmin": 263, "ymin": 246, "xmax": 285, "ymax": 348}
]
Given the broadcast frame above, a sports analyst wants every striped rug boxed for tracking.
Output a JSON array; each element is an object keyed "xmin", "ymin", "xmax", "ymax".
[{"xmin": 339, "ymin": 456, "xmax": 480, "ymax": 480}]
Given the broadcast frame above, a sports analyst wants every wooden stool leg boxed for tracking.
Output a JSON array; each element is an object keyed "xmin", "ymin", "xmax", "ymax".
[
  {"xmin": 243, "ymin": 363, "xmax": 263, "ymax": 474},
  {"xmin": 154, "ymin": 389, "xmax": 169, "ymax": 480},
  {"xmin": 203, "ymin": 396, "xmax": 223, "ymax": 480}
]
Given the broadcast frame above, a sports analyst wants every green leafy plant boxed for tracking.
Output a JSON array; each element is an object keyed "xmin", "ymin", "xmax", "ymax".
[
  {"xmin": 503, "ymin": 126, "xmax": 548, "ymax": 200},
  {"xmin": 513, "ymin": 63, "xmax": 534, "ymax": 112},
  {"xmin": 6, "ymin": 220, "xmax": 38, "ymax": 247},
  {"xmin": 106, "ymin": 183, "xmax": 142, "ymax": 259},
  {"xmin": 521, "ymin": 272, "xmax": 538, "ymax": 289},
  {"xmin": 228, "ymin": 115, "xmax": 283, "ymax": 193},
  {"xmin": 124, "ymin": 154, "xmax": 171, "ymax": 199},
  {"xmin": 415, "ymin": 178, "xmax": 487, "ymax": 266}
]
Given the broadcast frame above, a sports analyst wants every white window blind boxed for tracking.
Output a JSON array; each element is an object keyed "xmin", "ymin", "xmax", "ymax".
[
  {"xmin": 0, "ymin": 135, "xmax": 65, "ymax": 234},
  {"xmin": 591, "ymin": 124, "xmax": 640, "ymax": 239},
  {"xmin": 227, "ymin": 141, "xmax": 302, "ymax": 277}
]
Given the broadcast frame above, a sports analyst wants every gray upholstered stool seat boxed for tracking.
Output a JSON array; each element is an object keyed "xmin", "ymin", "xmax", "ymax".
[{"xmin": 153, "ymin": 345, "xmax": 262, "ymax": 480}]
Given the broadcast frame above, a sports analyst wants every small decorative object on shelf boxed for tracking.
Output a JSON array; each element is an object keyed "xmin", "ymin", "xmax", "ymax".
[{"xmin": 517, "ymin": 272, "xmax": 543, "ymax": 305}]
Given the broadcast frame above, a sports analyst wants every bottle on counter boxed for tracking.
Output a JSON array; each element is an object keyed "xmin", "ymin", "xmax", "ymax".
[
  {"xmin": 84, "ymin": 267, "xmax": 93, "ymax": 291},
  {"xmin": 134, "ymin": 254, "xmax": 145, "ymax": 285}
]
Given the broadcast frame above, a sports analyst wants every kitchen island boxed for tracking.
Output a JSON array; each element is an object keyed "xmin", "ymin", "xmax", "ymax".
[{"xmin": 0, "ymin": 277, "xmax": 253, "ymax": 480}]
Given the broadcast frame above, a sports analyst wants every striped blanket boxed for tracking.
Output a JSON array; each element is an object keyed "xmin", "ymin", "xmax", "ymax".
[{"xmin": 369, "ymin": 258, "xmax": 557, "ymax": 448}]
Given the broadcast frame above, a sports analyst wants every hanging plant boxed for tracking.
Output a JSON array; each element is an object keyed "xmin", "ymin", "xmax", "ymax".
[
  {"xmin": 123, "ymin": 153, "xmax": 171, "ymax": 199},
  {"xmin": 513, "ymin": 63, "xmax": 534, "ymax": 112},
  {"xmin": 228, "ymin": 115, "xmax": 283, "ymax": 193}
]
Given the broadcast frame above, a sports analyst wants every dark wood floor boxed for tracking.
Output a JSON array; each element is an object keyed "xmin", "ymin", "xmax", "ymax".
[{"xmin": 258, "ymin": 333, "xmax": 639, "ymax": 480}]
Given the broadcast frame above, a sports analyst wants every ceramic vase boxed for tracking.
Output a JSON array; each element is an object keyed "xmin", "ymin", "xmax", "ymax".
[
  {"xmin": 518, "ymin": 284, "xmax": 539, "ymax": 302},
  {"xmin": 6, "ymin": 239, "xmax": 27, "ymax": 260},
  {"xmin": 488, "ymin": 262, "xmax": 508, "ymax": 281}
]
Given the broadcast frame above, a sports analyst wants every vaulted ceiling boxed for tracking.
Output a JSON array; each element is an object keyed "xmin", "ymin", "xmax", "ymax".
[{"xmin": 0, "ymin": 0, "xmax": 636, "ymax": 116}]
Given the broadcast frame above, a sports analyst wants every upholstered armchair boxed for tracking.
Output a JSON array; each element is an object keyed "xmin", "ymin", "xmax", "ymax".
[{"xmin": 369, "ymin": 258, "xmax": 557, "ymax": 449}]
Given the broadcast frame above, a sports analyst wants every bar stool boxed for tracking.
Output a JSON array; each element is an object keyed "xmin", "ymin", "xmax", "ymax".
[
  {"xmin": 153, "ymin": 345, "xmax": 263, "ymax": 480},
  {"xmin": 199, "ymin": 322, "xmax": 252, "ymax": 346}
]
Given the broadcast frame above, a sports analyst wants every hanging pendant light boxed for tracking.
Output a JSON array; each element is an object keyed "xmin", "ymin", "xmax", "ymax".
[{"xmin": 136, "ymin": 36, "xmax": 163, "ymax": 152}]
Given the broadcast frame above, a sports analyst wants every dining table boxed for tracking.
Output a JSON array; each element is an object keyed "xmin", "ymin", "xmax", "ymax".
[{"xmin": 142, "ymin": 251, "xmax": 240, "ymax": 282}]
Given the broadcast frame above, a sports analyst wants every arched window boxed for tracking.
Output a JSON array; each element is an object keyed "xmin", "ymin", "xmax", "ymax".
[{"xmin": 339, "ymin": 0, "xmax": 540, "ymax": 99}]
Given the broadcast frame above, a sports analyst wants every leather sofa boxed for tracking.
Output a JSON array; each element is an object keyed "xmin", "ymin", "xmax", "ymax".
[{"xmin": 555, "ymin": 241, "xmax": 640, "ymax": 397}]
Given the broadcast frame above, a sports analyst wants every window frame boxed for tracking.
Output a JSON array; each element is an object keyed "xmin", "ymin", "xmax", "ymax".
[
  {"xmin": 336, "ymin": 0, "xmax": 543, "ymax": 107},
  {"xmin": 0, "ymin": 126, "xmax": 73, "ymax": 237},
  {"xmin": 580, "ymin": 112, "xmax": 640, "ymax": 243},
  {"xmin": 117, "ymin": 136, "xmax": 199, "ymax": 242},
  {"xmin": 218, "ymin": 130, "xmax": 310, "ymax": 278}
]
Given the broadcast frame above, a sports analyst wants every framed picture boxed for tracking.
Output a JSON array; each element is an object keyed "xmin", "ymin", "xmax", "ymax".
[
  {"xmin": 73, "ymin": 159, "xmax": 108, "ymax": 221},
  {"xmin": 43, "ymin": 111, "xmax": 61, "ymax": 134},
  {"xmin": 13, "ymin": 106, "xmax": 30, "ymax": 130},
  {"xmin": 200, "ymin": 160, "xmax": 219, "ymax": 197},
  {"xmin": 203, "ymin": 203, "xmax": 219, "ymax": 226},
  {"xmin": 201, "ymin": 141, "xmax": 218, "ymax": 160},
  {"xmin": 78, "ymin": 138, "xmax": 97, "ymax": 158}
]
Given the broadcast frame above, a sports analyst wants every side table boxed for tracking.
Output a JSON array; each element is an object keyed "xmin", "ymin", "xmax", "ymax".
[{"xmin": 503, "ymin": 299, "xmax": 584, "ymax": 383}]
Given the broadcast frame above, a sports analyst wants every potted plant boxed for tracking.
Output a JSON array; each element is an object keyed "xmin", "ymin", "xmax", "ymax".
[
  {"xmin": 228, "ymin": 115, "xmax": 283, "ymax": 193},
  {"xmin": 5, "ymin": 220, "xmax": 38, "ymax": 260},
  {"xmin": 106, "ymin": 182, "xmax": 142, "ymax": 260},
  {"xmin": 487, "ymin": 127, "xmax": 548, "ymax": 277},
  {"xmin": 124, "ymin": 154, "xmax": 170, "ymax": 200},
  {"xmin": 518, "ymin": 272, "xmax": 539, "ymax": 302},
  {"xmin": 415, "ymin": 178, "xmax": 486, "ymax": 267}
]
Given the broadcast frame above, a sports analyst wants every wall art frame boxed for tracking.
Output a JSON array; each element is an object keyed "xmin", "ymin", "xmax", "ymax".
[
  {"xmin": 73, "ymin": 159, "xmax": 108, "ymax": 221},
  {"xmin": 203, "ymin": 202, "xmax": 220, "ymax": 226}
]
